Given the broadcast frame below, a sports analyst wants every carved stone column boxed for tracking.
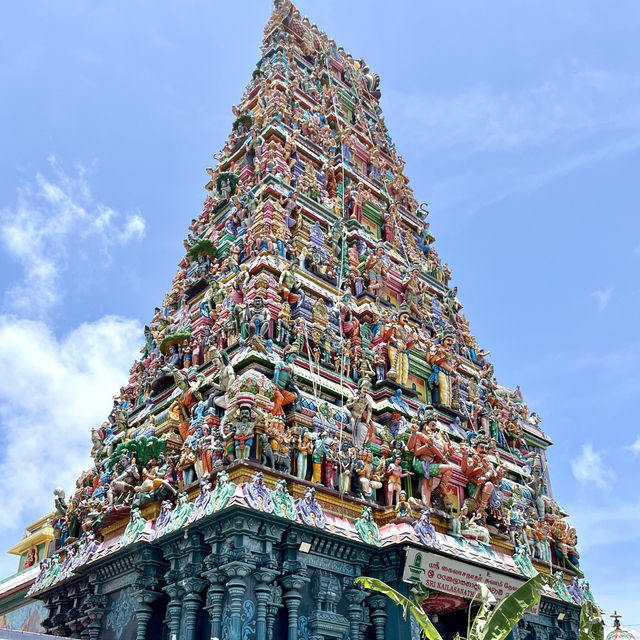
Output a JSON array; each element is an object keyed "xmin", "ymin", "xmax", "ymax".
[
  {"xmin": 132, "ymin": 589, "xmax": 161, "ymax": 640},
  {"xmin": 223, "ymin": 561, "xmax": 252, "ymax": 640},
  {"xmin": 280, "ymin": 574, "xmax": 309, "ymax": 640},
  {"xmin": 266, "ymin": 583, "xmax": 283, "ymax": 640},
  {"xmin": 344, "ymin": 587, "xmax": 367, "ymax": 640},
  {"xmin": 163, "ymin": 582, "xmax": 184, "ymax": 640},
  {"xmin": 254, "ymin": 568, "xmax": 278, "ymax": 640},
  {"xmin": 202, "ymin": 532, "xmax": 226, "ymax": 640},
  {"xmin": 180, "ymin": 577, "xmax": 207, "ymax": 640},
  {"xmin": 367, "ymin": 594, "xmax": 388, "ymax": 640},
  {"xmin": 84, "ymin": 594, "xmax": 108, "ymax": 640},
  {"xmin": 204, "ymin": 576, "xmax": 225, "ymax": 638}
]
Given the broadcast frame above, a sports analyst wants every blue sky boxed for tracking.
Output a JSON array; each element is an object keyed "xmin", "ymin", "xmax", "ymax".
[{"xmin": 1, "ymin": 0, "xmax": 639, "ymax": 631}]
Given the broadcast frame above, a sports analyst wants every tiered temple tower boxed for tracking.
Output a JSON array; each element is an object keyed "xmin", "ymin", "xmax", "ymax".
[{"xmin": 21, "ymin": 2, "xmax": 593, "ymax": 639}]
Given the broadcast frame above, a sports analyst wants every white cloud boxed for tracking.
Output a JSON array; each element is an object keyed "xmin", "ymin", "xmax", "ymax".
[
  {"xmin": 626, "ymin": 436, "xmax": 640, "ymax": 457},
  {"xmin": 591, "ymin": 285, "xmax": 613, "ymax": 312},
  {"xmin": 564, "ymin": 496, "xmax": 640, "ymax": 626},
  {"xmin": 386, "ymin": 66, "xmax": 640, "ymax": 152},
  {"xmin": 424, "ymin": 133, "xmax": 640, "ymax": 219},
  {"xmin": 569, "ymin": 499, "xmax": 640, "ymax": 552},
  {"xmin": 0, "ymin": 314, "xmax": 142, "ymax": 541},
  {"xmin": 570, "ymin": 443, "xmax": 615, "ymax": 491},
  {"xmin": 0, "ymin": 156, "xmax": 145, "ymax": 315}
]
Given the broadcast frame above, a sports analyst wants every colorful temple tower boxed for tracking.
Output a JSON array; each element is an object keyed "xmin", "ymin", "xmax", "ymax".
[{"xmin": 21, "ymin": 2, "xmax": 594, "ymax": 639}]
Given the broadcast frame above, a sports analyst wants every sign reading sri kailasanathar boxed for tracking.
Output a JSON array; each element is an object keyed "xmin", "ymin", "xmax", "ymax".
[{"xmin": 402, "ymin": 548, "xmax": 527, "ymax": 602}]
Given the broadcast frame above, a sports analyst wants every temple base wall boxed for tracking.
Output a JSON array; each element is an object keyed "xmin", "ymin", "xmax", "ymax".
[{"xmin": 34, "ymin": 506, "xmax": 579, "ymax": 640}]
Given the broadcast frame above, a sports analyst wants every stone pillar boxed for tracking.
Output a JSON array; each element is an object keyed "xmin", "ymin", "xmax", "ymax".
[
  {"xmin": 223, "ymin": 562, "xmax": 252, "ymax": 640},
  {"xmin": 266, "ymin": 584, "xmax": 283, "ymax": 640},
  {"xmin": 344, "ymin": 588, "xmax": 367, "ymax": 640},
  {"xmin": 163, "ymin": 583, "xmax": 184, "ymax": 640},
  {"xmin": 84, "ymin": 594, "xmax": 108, "ymax": 640},
  {"xmin": 280, "ymin": 574, "xmax": 308, "ymax": 640},
  {"xmin": 367, "ymin": 595, "xmax": 388, "ymax": 640},
  {"xmin": 254, "ymin": 568, "xmax": 278, "ymax": 640},
  {"xmin": 132, "ymin": 589, "xmax": 161, "ymax": 640},
  {"xmin": 182, "ymin": 592, "xmax": 203, "ymax": 640},
  {"xmin": 179, "ymin": 577, "xmax": 207, "ymax": 640},
  {"xmin": 203, "ymin": 579, "xmax": 226, "ymax": 640}
]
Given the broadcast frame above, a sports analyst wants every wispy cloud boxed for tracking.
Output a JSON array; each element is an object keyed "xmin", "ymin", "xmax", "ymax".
[
  {"xmin": 571, "ymin": 443, "xmax": 615, "ymax": 491},
  {"xmin": 0, "ymin": 156, "xmax": 146, "ymax": 315},
  {"xmin": 387, "ymin": 65, "xmax": 640, "ymax": 152},
  {"xmin": 626, "ymin": 436, "xmax": 640, "ymax": 457},
  {"xmin": 427, "ymin": 133, "xmax": 640, "ymax": 218},
  {"xmin": 591, "ymin": 285, "xmax": 614, "ymax": 312}
]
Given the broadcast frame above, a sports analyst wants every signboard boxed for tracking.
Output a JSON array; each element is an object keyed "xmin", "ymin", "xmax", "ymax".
[{"xmin": 402, "ymin": 548, "xmax": 539, "ymax": 614}]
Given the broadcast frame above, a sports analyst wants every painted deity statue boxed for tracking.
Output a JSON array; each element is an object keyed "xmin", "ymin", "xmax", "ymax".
[
  {"xmin": 395, "ymin": 490, "xmax": 411, "ymax": 519},
  {"xmin": 270, "ymin": 346, "xmax": 300, "ymax": 415},
  {"xmin": 459, "ymin": 438, "xmax": 505, "ymax": 520},
  {"xmin": 364, "ymin": 243, "xmax": 387, "ymax": 300},
  {"xmin": 168, "ymin": 492, "xmax": 193, "ymax": 533},
  {"xmin": 552, "ymin": 572, "xmax": 574, "ymax": 603},
  {"xmin": 271, "ymin": 478, "xmax": 298, "ymax": 520},
  {"xmin": 296, "ymin": 430, "xmax": 314, "ymax": 480},
  {"xmin": 278, "ymin": 262, "xmax": 302, "ymax": 306},
  {"xmin": 413, "ymin": 509, "xmax": 439, "ymax": 549},
  {"xmin": 354, "ymin": 506, "xmax": 381, "ymax": 547},
  {"xmin": 384, "ymin": 456, "xmax": 413, "ymax": 507},
  {"xmin": 153, "ymin": 500, "xmax": 174, "ymax": 539},
  {"xmin": 209, "ymin": 470, "xmax": 236, "ymax": 513},
  {"xmin": 380, "ymin": 310, "xmax": 415, "ymax": 388},
  {"xmin": 345, "ymin": 377, "xmax": 375, "ymax": 449},
  {"xmin": 513, "ymin": 545, "xmax": 537, "ymax": 578},
  {"xmin": 188, "ymin": 478, "xmax": 212, "ymax": 522},
  {"xmin": 120, "ymin": 507, "xmax": 147, "ymax": 547},
  {"xmin": 220, "ymin": 403, "xmax": 265, "ymax": 460},
  {"xmin": 204, "ymin": 349, "xmax": 236, "ymax": 413},
  {"xmin": 427, "ymin": 329, "xmax": 459, "ymax": 408},
  {"xmin": 407, "ymin": 409, "xmax": 457, "ymax": 507},
  {"xmin": 243, "ymin": 471, "xmax": 274, "ymax": 513},
  {"xmin": 295, "ymin": 486, "xmax": 326, "ymax": 528}
]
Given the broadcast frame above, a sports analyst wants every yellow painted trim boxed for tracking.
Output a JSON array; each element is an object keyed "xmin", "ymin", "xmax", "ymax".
[{"xmin": 8, "ymin": 527, "xmax": 55, "ymax": 556}]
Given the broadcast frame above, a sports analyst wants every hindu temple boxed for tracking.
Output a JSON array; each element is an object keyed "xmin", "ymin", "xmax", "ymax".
[{"xmin": 4, "ymin": 2, "xmax": 595, "ymax": 639}]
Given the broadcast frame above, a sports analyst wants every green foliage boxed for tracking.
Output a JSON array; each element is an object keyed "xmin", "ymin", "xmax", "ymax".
[
  {"xmin": 187, "ymin": 238, "xmax": 217, "ymax": 261},
  {"xmin": 355, "ymin": 573, "xmax": 551, "ymax": 640},
  {"xmin": 468, "ymin": 573, "xmax": 551, "ymax": 640},
  {"xmin": 353, "ymin": 576, "xmax": 443, "ymax": 640},
  {"xmin": 160, "ymin": 329, "xmax": 191, "ymax": 354},
  {"xmin": 232, "ymin": 113, "xmax": 253, "ymax": 131},
  {"xmin": 107, "ymin": 436, "xmax": 166, "ymax": 470},
  {"xmin": 579, "ymin": 601, "xmax": 604, "ymax": 640}
]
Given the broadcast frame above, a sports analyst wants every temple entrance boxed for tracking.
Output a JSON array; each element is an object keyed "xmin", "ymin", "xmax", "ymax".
[{"xmin": 423, "ymin": 592, "xmax": 469, "ymax": 639}]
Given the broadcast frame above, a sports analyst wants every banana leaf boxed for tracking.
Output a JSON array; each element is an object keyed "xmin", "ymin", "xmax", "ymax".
[
  {"xmin": 469, "ymin": 573, "xmax": 551, "ymax": 640},
  {"xmin": 469, "ymin": 583, "xmax": 498, "ymax": 639},
  {"xmin": 409, "ymin": 582, "xmax": 431, "ymax": 607},
  {"xmin": 354, "ymin": 576, "xmax": 443, "ymax": 640},
  {"xmin": 579, "ymin": 601, "xmax": 604, "ymax": 640}
]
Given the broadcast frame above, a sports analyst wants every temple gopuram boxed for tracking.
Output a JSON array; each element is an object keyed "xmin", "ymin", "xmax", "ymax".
[{"xmin": 16, "ymin": 2, "xmax": 596, "ymax": 639}]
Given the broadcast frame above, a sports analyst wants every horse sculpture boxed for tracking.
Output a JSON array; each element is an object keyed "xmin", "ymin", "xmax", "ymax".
[{"xmin": 106, "ymin": 461, "xmax": 141, "ymax": 505}]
